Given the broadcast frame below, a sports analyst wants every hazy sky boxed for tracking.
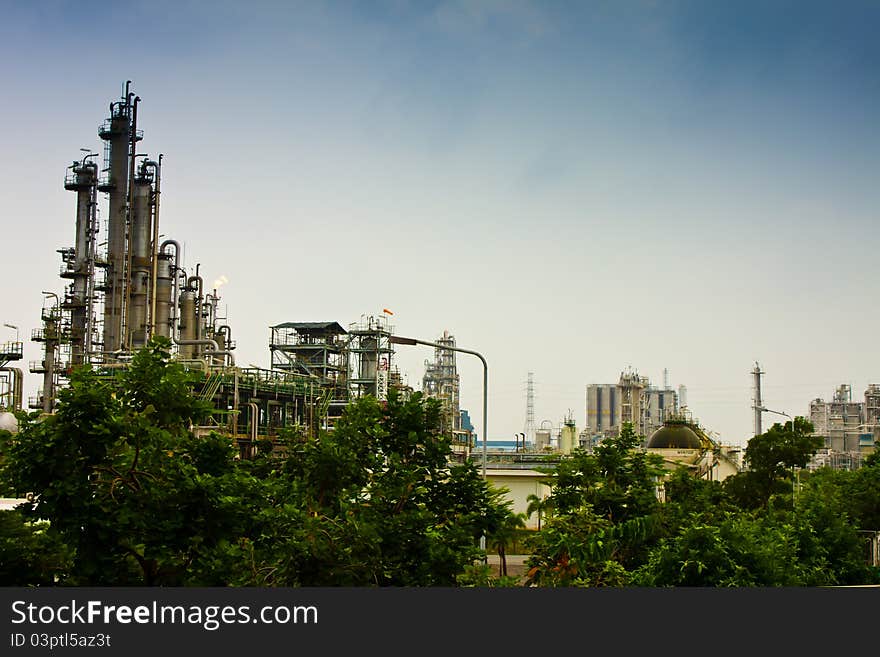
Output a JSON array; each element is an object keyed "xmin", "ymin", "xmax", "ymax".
[{"xmin": 3, "ymin": 1, "xmax": 879, "ymax": 446}]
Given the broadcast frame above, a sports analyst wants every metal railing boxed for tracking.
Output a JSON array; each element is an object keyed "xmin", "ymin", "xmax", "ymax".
[{"xmin": 0, "ymin": 341, "xmax": 23, "ymax": 359}]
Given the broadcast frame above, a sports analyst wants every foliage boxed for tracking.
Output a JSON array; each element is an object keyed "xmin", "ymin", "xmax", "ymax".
[
  {"xmin": 0, "ymin": 337, "xmax": 508, "ymax": 586},
  {"xmin": 633, "ymin": 511, "xmax": 805, "ymax": 586},
  {"xmin": 456, "ymin": 562, "xmax": 521, "ymax": 588},
  {"xmin": 791, "ymin": 466, "xmax": 880, "ymax": 585},
  {"xmin": 632, "ymin": 423, "xmax": 879, "ymax": 587},
  {"xmin": 724, "ymin": 417, "xmax": 823, "ymax": 509},
  {"xmin": 485, "ymin": 490, "xmax": 526, "ymax": 578},
  {"xmin": 214, "ymin": 389, "xmax": 507, "ymax": 586},
  {"xmin": 0, "ymin": 509, "xmax": 72, "ymax": 586},
  {"xmin": 526, "ymin": 493, "xmax": 552, "ymax": 531},
  {"xmin": 4, "ymin": 339, "xmax": 877, "ymax": 588},
  {"xmin": 0, "ymin": 338, "xmax": 247, "ymax": 585},
  {"xmin": 523, "ymin": 423, "xmax": 665, "ymax": 585}
]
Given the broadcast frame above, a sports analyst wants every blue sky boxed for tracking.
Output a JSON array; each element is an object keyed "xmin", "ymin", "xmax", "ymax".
[{"xmin": 3, "ymin": 1, "xmax": 880, "ymax": 444}]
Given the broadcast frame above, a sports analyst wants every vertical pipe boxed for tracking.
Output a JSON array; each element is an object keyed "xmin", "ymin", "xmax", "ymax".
[
  {"xmin": 160, "ymin": 240, "xmax": 181, "ymax": 341},
  {"xmin": 155, "ymin": 255, "xmax": 172, "ymax": 338},
  {"xmin": 40, "ymin": 293, "xmax": 60, "ymax": 414},
  {"xmin": 187, "ymin": 273, "xmax": 203, "ymax": 355},
  {"xmin": 0, "ymin": 368, "xmax": 23, "ymax": 411},
  {"xmin": 122, "ymin": 95, "xmax": 140, "ymax": 350},
  {"xmin": 84, "ymin": 159, "xmax": 98, "ymax": 361},
  {"xmin": 753, "ymin": 362, "xmax": 763, "ymax": 436},
  {"xmin": 147, "ymin": 155, "xmax": 162, "ymax": 339}
]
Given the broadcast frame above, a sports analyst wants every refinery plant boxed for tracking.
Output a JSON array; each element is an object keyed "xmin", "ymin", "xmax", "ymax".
[
  {"xmin": 0, "ymin": 83, "xmax": 472, "ymax": 459},
  {"xmin": 2, "ymin": 83, "xmax": 872, "ymax": 478}
]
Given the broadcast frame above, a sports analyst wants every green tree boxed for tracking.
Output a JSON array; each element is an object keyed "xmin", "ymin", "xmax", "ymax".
[
  {"xmin": 526, "ymin": 493, "xmax": 552, "ymax": 531},
  {"xmin": 634, "ymin": 511, "xmax": 812, "ymax": 586},
  {"xmin": 724, "ymin": 417, "xmax": 823, "ymax": 509},
  {"xmin": 0, "ymin": 337, "xmax": 253, "ymax": 585},
  {"xmin": 195, "ymin": 389, "xmax": 508, "ymax": 586},
  {"xmin": 523, "ymin": 423, "xmax": 666, "ymax": 586},
  {"xmin": 0, "ymin": 339, "xmax": 509, "ymax": 587},
  {"xmin": 0, "ymin": 509, "xmax": 72, "ymax": 586},
  {"xmin": 791, "ymin": 466, "xmax": 880, "ymax": 585},
  {"xmin": 487, "ymin": 493, "xmax": 525, "ymax": 578},
  {"xmin": 635, "ymin": 434, "xmax": 879, "ymax": 587}
]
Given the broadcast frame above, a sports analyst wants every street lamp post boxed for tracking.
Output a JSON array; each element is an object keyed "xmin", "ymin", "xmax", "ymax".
[
  {"xmin": 760, "ymin": 406, "xmax": 791, "ymax": 426},
  {"xmin": 3, "ymin": 324, "xmax": 19, "ymax": 344},
  {"xmin": 388, "ymin": 335, "xmax": 488, "ymax": 481},
  {"xmin": 760, "ymin": 407, "xmax": 798, "ymax": 505}
]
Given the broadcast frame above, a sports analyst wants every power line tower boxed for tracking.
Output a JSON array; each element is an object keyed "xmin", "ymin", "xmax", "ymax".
[{"xmin": 524, "ymin": 371, "xmax": 536, "ymax": 450}]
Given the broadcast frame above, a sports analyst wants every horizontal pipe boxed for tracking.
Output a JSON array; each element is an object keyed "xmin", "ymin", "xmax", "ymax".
[{"xmin": 173, "ymin": 337, "xmax": 235, "ymax": 367}]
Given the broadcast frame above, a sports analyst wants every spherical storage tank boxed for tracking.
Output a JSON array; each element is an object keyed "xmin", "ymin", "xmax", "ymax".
[
  {"xmin": 646, "ymin": 423, "xmax": 702, "ymax": 449},
  {"xmin": 0, "ymin": 412, "xmax": 19, "ymax": 434}
]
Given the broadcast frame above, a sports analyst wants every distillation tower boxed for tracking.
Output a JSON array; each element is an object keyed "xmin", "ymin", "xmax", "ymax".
[
  {"xmin": 24, "ymin": 83, "xmax": 471, "ymax": 457},
  {"xmin": 421, "ymin": 331, "xmax": 462, "ymax": 435},
  {"xmin": 31, "ymin": 83, "xmax": 235, "ymax": 412}
]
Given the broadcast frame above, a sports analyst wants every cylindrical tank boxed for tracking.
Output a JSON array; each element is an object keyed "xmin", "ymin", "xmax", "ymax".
[
  {"xmin": 69, "ymin": 163, "xmax": 97, "ymax": 365},
  {"xmin": 178, "ymin": 290, "xmax": 196, "ymax": 359},
  {"xmin": 127, "ymin": 270, "xmax": 149, "ymax": 349},
  {"xmin": 130, "ymin": 177, "xmax": 152, "ymax": 264},
  {"xmin": 560, "ymin": 422, "xmax": 577, "ymax": 455},
  {"xmin": 535, "ymin": 429, "xmax": 551, "ymax": 450},
  {"xmin": 127, "ymin": 177, "xmax": 152, "ymax": 349},
  {"xmin": 212, "ymin": 330, "xmax": 226, "ymax": 366},
  {"xmin": 100, "ymin": 103, "xmax": 133, "ymax": 354},
  {"xmin": 154, "ymin": 255, "xmax": 173, "ymax": 338},
  {"xmin": 359, "ymin": 336, "xmax": 378, "ymax": 394},
  {"xmin": 42, "ymin": 321, "xmax": 57, "ymax": 414}
]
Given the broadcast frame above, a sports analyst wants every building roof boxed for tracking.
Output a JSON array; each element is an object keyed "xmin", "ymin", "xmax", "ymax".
[{"xmin": 271, "ymin": 322, "xmax": 347, "ymax": 334}]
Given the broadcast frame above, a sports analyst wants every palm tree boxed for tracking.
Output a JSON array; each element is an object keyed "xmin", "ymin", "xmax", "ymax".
[
  {"xmin": 490, "ymin": 511, "xmax": 526, "ymax": 577},
  {"xmin": 526, "ymin": 493, "xmax": 552, "ymax": 531}
]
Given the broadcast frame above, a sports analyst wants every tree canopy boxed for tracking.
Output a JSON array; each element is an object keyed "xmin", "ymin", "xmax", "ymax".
[
  {"xmin": 2, "ymin": 341, "xmax": 878, "ymax": 587},
  {"xmin": 0, "ymin": 337, "xmax": 510, "ymax": 586}
]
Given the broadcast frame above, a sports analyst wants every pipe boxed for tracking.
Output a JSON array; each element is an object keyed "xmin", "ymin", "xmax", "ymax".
[
  {"xmin": 187, "ymin": 274, "xmax": 204, "ymax": 343},
  {"xmin": 217, "ymin": 324, "xmax": 232, "ymax": 348},
  {"xmin": 160, "ymin": 240, "xmax": 181, "ymax": 341},
  {"xmin": 172, "ymin": 337, "xmax": 235, "ymax": 367},
  {"xmin": 83, "ymin": 156, "xmax": 99, "ymax": 362},
  {"xmin": 205, "ymin": 292, "xmax": 218, "ymax": 336},
  {"xmin": 249, "ymin": 402, "xmax": 259, "ymax": 441},
  {"xmin": 146, "ymin": 155, "xmax": 162, "ymax": 339},
  {"xmin": 122, "ymin": 95, "xmax": 140, "ymax": 350},
  {"xmin": 0, "ymin": 367, "xmax": 23, "ymax": 411},
  {"xmin": 40, "ymin": 292, "xmax": 60, "ymax": 414}
]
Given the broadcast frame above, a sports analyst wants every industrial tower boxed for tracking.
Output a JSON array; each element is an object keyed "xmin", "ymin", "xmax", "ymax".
[
  {"xmin": 524, "ymin": 371, "xmax": 536, "ymax": 450},
  {"xmin": 421, "ymin": 331, "xmax": 462, "ymax": 434},
  {"xmin": 31, "ymin": 82, "xmax": 235, "ymax": 413}
]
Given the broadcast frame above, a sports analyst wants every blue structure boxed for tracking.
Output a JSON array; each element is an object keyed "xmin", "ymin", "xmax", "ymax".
[{"xmin": 473, "ymin": 440, "xmax": 518, "ymax": 451}]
